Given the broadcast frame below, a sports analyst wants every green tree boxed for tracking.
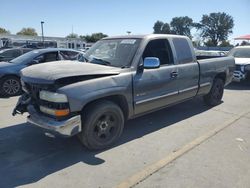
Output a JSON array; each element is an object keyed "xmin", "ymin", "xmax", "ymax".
[
  {"xmin": 153, "ymin": 21, "xmax": 164, "ymax": 34},
  {"xmin": 161, "ymin": 23, "xmax": 171, "ymax": 34},
  {"xmin": 80, "ymin": 33, "xmax": 108, "ymax": 43},
  {"xmin": 204, "ymin": 39, "xmax": 216, "ymax": 47},
  {"xmin": 219, "ymin": 40, "xmax": 233, "ymax": 47},
  {"xmin": 196, "ymin": 12, "xmax": 234, "ymax": 46},
  {"xmin": 16, "ymin": 28, "xmax": 38, "ymax": 36},
  {"xmin": 0, "ymin": 27, "xmax": 10, "ymax": 34},
  {"xmin": 170, "ymin": 16, "xmax": 193, "ymax": 38},
  {"xmin": 66, "ymin": 33, "xmax": 78, "ymax": 38},
  {"xmin": 153, "ymin": 21, "xmax": 171, "ymax": 34}
]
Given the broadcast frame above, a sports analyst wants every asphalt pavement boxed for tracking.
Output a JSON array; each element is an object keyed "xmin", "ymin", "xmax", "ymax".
[{"xmin": 0, "ymin": 82, "xmax": 249, "ymax": 188}]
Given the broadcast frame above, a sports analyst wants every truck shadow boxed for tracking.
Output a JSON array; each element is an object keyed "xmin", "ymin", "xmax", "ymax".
[
  {"xmin": 225, "ymin": 81, "xmax": 250, "ymax": 90},
  {"xmin": 0, "ymin": 97, "xmax": 210, "ymax": 187}
]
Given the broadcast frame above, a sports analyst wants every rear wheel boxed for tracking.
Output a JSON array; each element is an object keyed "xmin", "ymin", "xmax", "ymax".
[
  {"xmin": 203, "ymin": 78, "xmax": 224, "ymax": 106},
  {"xmin": 78, "ymin": 100, "xmax": 124, "ymax": 150},
  {"xmin": 0, "ymin": 76, "xmax": 22, "ymax": 97}
]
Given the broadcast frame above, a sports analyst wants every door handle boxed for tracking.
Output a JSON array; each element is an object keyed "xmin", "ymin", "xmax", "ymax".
[{"xmin": 170, "ymin": 71, "xmax": 178, "ymax": 78}]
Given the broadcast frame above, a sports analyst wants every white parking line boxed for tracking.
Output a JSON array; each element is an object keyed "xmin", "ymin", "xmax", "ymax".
[{"xmin": 116, "ymin": 110, "xmax": 250, "ymax": 188}]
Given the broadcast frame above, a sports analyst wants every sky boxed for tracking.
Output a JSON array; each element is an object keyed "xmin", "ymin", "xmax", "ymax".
[{"xmin": 0, "ymin": 0, "xmax": 249, "ymax": 42}]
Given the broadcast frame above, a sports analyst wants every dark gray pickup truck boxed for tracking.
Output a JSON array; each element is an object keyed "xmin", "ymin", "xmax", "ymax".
[{"xmin": 13, "ymin": 34, "xmax": 235, "ymax": 150}]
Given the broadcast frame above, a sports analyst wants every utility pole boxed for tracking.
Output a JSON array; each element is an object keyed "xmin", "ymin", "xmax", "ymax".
[{"xmin": 41, "ymin": 21, "xmax": 45, "ymax": 47}]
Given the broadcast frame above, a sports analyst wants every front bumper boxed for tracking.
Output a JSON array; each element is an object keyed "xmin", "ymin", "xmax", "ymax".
[
  {"xmin": 233, "ymin": 71, "xmax": 247, "ymax": 82},
  {"xmin": 27, "ymin": 105, "xmax": 82, "ymax": 137}
]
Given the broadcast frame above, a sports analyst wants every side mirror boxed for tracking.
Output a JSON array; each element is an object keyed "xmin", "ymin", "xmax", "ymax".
[{"xmin": 143, "ymin": 57, "xmax": 160, "ymax": 69}]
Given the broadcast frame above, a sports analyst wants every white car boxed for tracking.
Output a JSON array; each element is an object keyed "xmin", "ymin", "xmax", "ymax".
[{"xmin": 228, "ymin": 46, "xmax": 250, "ymax": 82}]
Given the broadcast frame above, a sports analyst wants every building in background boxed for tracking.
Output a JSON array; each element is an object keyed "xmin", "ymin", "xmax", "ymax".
[{"xmin": 0, "ymin": 34, "xmax": 87, "ymax": 50}]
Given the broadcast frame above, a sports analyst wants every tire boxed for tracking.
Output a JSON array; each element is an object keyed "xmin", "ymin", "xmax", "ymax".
[
  {"xmin": 203, "ymin": 78, "xmax": 224, "ymax": 106},
  {"xmin": 0, "ymin": 76, "xmax": 22, "ymax": 97},
  {"xmin": 78, "ymin": 100, "xmax": 124, "ymax": 150}
]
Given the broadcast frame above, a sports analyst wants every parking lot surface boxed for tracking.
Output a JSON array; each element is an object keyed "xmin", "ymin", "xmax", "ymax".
[{"xmin": 0, "ymin": 82, "xmax": 250, "ymax": 188}]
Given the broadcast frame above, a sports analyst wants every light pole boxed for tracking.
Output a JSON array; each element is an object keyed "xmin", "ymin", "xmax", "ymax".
[
  {"xmin": 41, "ymin": 21, "xmax": 44, "ymax": 47},
  {"xmin": 126, "ymin": 31, "xmax": 131, "ymax": 35}
]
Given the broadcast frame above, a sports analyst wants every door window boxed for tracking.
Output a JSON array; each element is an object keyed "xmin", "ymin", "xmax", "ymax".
[
  {"xmin": 142, "ymin": 39, "xmax": 173, "ymax": 65},
  {"xmin": 34, "ymin": 52, "xmax": 58, "ymax": 63},
  {"xmin": 60, "ymin": 51, "xmax": 79, "ymax": 60},
  {"xmin": 2, "ymin": 49, "xmax": 20, "ymax": 58},
  {"xmin": 43, "ymin": 52, "xmax": 58, "ymax": 62}
]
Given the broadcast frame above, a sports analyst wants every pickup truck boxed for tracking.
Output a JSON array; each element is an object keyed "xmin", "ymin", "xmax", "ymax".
[
  {"xmin": 227, "ymin": 46, "xmax": 250, "ymax": 82},
  {"xmin": 13, "ymin": 34, "xmax": 235, "ymax": 150}
]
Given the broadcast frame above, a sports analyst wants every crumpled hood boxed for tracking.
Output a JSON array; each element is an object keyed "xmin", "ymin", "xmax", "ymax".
[
  {"xmin": 21, "ymin": 60, "xmax": 121, "ymax": 84},
  {"xmin": 234, "ymin": 58, "xmax": 250, "ymax": 65}
]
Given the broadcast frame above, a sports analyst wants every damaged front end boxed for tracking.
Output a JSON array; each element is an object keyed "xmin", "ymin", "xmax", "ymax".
[{"xmin": 12, "ymin": 81, "xmax": 82, "ymax": 137}]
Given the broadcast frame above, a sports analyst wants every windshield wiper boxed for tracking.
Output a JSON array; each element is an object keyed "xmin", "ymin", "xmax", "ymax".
[
  {"xmin": 121, "ymin": 65, "xmax": 130, "ymax": 69},
  {"xmin": 91, "ymin": 57, "xmax": 111, "ymax": 66}
]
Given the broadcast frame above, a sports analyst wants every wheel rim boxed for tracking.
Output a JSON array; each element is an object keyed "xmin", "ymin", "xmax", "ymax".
[
  {"xmin": 3, "ymin": 79, "xmax": 20, "ymax": 95},
  {"xmin": 93, "ymin": 112, "xmax": 118, "ymax": 143}
]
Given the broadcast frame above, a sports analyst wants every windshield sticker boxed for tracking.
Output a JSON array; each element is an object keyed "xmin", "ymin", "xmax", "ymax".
[{"xmin": 121, "ymin": 39, "xmax": 136, "ymax": 44}]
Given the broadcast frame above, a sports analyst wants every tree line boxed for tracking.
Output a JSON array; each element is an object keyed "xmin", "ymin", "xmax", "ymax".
[
  {"xmin": 153, "ymin": 12, "xmax": 234, "ymax": 47},
  {"xmin": 0, "ymin": 12, "xmax": 235, "ymax": 46},
  {"xmin": 65, "ymin": 32, "xmax": 108, "ymax": 43}
]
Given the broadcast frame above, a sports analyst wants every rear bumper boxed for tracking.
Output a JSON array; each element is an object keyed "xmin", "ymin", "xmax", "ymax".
[
  {"xmin": 27, "ymin": 105, "xmax": 82, "ymax": 137},
  {"xmin": 233, "ymin": 71, "xmax": 246, "ymax": 82}
]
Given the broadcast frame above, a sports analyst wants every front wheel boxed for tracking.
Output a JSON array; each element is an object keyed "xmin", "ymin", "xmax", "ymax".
[
  {"xmin": 78, "ymin": 100, "xmax": 124, "ymax": 150},
  {"xmin": 203, "ymin": 78, "xmax": 224, "ymax": 106}
]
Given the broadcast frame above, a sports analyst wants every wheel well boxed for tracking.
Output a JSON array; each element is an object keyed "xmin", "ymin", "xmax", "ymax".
[
  {"xmin": 215, "ymin": 72, "xmax": 226, "ymax": 83},
  {"xmin": 81, "ymin": 95, "xmax": 129, "ymax": 120},
  {"xmin": 1, "ymin": 74, "xmax": 20, "ymax": 80}
]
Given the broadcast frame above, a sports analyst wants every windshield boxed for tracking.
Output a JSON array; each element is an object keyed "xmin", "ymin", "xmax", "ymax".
[
  {"xmin": 84, "ymin": 39, "xmax": 141, "ymax": 68},
  {"xmin": 228, "ymin": 48, "xmax": 250, "ymax": 58},
  {"xmin": 9, "ymin": 50, "xmax": 39, "ymax": 64}
]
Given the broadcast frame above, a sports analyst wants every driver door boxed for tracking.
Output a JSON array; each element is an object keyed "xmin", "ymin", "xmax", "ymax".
[{"xmin": 133, "ymin": 39, "xmax": 180, "ymax": 115}]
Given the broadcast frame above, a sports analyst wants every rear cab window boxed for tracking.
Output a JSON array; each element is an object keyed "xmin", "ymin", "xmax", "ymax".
[{"xmin": 172, "ymin": 38, "xmax": 194, "ymax": 64}]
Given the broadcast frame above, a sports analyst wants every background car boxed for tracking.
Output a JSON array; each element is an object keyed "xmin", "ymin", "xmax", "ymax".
[
  {"xmin": 227, "ymin": 46, "xmax": 250, "ymax": 82},
  {"xmin": 0, "ymin": 48, "xmax": 83, "ymax": 97},
  {"xmin": 0, "ymin": 48, "xmax": 32, "ymax": 62}
]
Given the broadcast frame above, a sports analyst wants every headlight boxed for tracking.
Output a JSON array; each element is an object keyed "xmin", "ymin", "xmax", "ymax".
[
  {"xmin": 245, "ymin": 64, "xmax": 250, "ymax": 71},
  {"xmin": 39, "ymin": 90, "xmax": 68, "ymax": 103},
  {"xmin": 39, "ymin": 90, "xmax": 69, "ymax": 117}
]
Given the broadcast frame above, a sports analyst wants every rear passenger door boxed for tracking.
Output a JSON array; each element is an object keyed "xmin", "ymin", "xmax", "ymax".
[
  {"xmin": 133, "ymin": 39, "xmax": 180, "ymax": 115},
  {"xmin": 172, "ymin": 38, "xmax": 199, "ymax": 100}
]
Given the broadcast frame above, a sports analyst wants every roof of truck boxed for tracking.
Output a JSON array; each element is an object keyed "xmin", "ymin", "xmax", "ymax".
[{"xmin": 103, "ymin": 34, "xmax": 188, "ymax": 40}]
